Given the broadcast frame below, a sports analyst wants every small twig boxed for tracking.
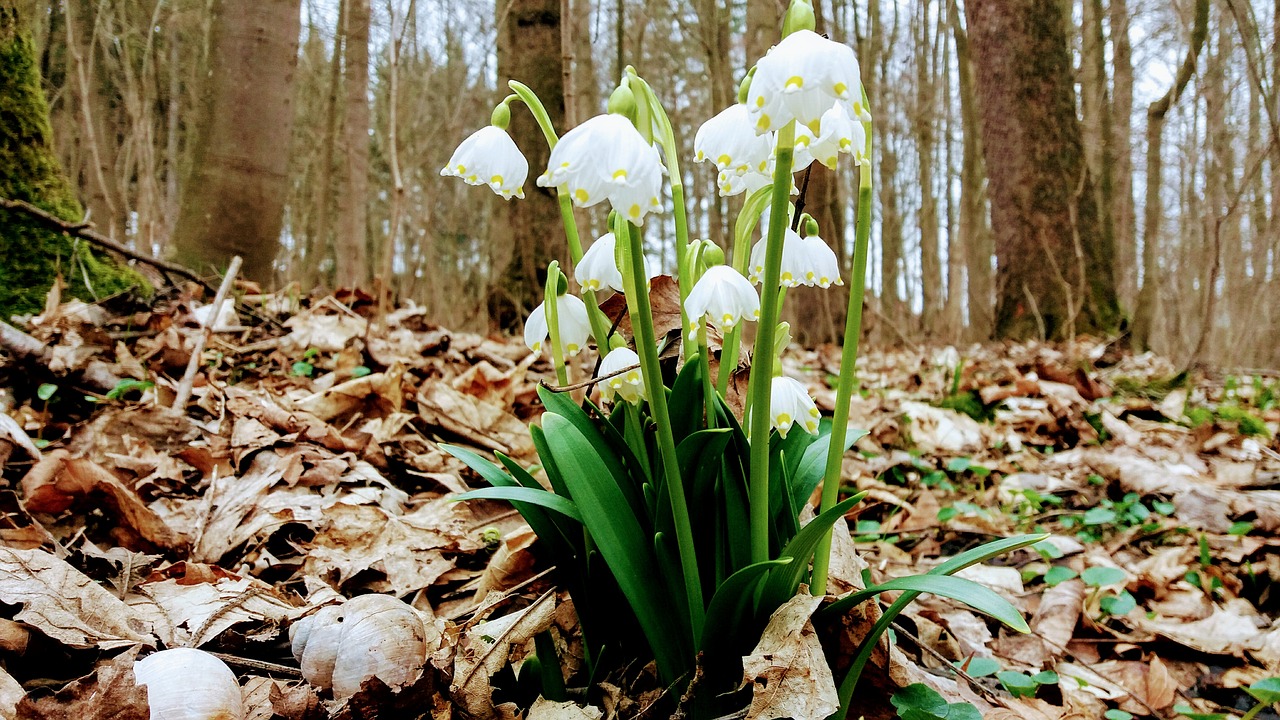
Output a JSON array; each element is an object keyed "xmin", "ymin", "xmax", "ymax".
[
  {"xmin": 889, "ymin": 620, "xmax": 1002, "ymax": 704},
  {"xmin": 540, "ymin": 362, "xmax": 640, "ymax": 393},
  {"xmin": 173, "ymin": 256, "xmax": 241, "ymax": 410},
  {"xmin": 190, "ymin": 584, "xmax": 265, "ymax": 647},
  {"xmin": 203, "ymin": 651, "xmax": 302, "ymax": 678}
]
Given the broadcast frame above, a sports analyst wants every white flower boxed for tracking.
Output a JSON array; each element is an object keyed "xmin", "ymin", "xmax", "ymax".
[
  {"xmin": 769, "ymin": 376, "xmax": 820, "ymax": 437},
  {"xmin": 524, "ymin": 294, "xmax": 592, "ymax": 357},
  {"xmin": 747, "ymin": 30, "xmax": 865, "ymax": 135},
  {"xmin": 537, "ymin": 114, "xmax": 665, "ymax": 226},
  {"xmin": 597, "ymin": 347, "xmax": 645, "ymax": 404},
  {"xmin": 575, "ymin": 232, "xmax": 657, "ymax": 294},
  {"xmin": 684, "ymin": 265, "xmax": 761, "ymax": 339},
  {"xmin": 695, "ymin": 105, "xmax": 774, "ymax": 178},
  {"xmin": 717, "ymin": 168, "xmax": 773, "ymax": 197},
  {"xmin": 749, "ymin": 228, "xmax": 843, "ymax": 289},
  {"xmin": 440, "ymin": 126, "xmax": 528, "ymax": 200},
  {"xmin": 792, "ymin": 123, "xmax": 818, "ymax": 172},
  {"xmin": 807, "ymin": 104, "xmax": 866, "ymax": 169}
]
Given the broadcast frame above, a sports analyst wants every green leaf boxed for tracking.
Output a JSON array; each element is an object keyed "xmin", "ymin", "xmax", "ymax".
[
  {"xmin": 1031, "ymin": 671, "xmax": 1059, "ymax": 685},
  {"xmin": 954, "ymin": 657, "xmax": 1000, "ymax": 678},
  {"xmin": 291, "ymin": 361, "xmax": 314, "ymax": 377},
  {"xmin": 1103, "ymin": 710, "xmax": 1133, "ymax": 720},
  {"xmin": 1229, "ymin": 521, "xmax": 1254, "ymax": 536},
  {"xmin": 946, "ymin": 457, "xmax": 971, "ymax": 473},
  {"xmin": 1153, "ymin": 501, "xmax": 1176, "ymax": 515},
  {"xmin": 1083, "ymin": 507, "xmax": 1117, "ymax": 526},
  {"xmin": 1246, "ymin": 677, "xmax": 1280, "ymax": 704},
  {"xmin": 350, "ymin": 366, "xmax": 372, "ymax": 378},
  {"xmin": 1044, "ymin": 566, "xmax": 1078, "ymax": 587},
  {"xmin": 36, "ymin": 383, "xmax": 57, "ymax": 401},
  {"xmin": 891, "ymin": 683, "xmax": 983, "ymax": 720},
  {"xmin": 1172, "ymin": 705, "xmax": 1229, "ymax": 720},
  {"xmin": 106, "ymin": 378, "xmax": 154, "ymax": 400},
  {"xmin": 997, "ymin": 670, "xmax": 1039, "ymax": 698},
  {"xmin": 791, "ymin": 426, "xmax": 868, "ymax": 511},
  {"xmin": 452, "ymin": 487, "xmax": 583, "ymax": 522},
  {"xmin": 1099, "ymin": 591, "xmax": 1137, "ymax": 616},
  {"xmin": 699, "ymin": 558, "xmax": 790, "ymax": 654},
  {"xmin": 1081, "ymin": 566, "xmax": 1127, "ymax": 588},
  {"xmin": 757, "ymin": 494, "xmax": 866, "ymax": 611},
  {"xmin": 538, "ymin": 387, "xmax": 645, "ymax": 516},
  {"xmin": 539, "ymin": 413, "xmax": 690, "ymax": 682},
  {"xmin": 1033, "ymin": 539, "xmax": 1064, "ymax": 559},
  {"xmin": 831, "ymin": 575, "xmax": 1029, "ymax": 633}
]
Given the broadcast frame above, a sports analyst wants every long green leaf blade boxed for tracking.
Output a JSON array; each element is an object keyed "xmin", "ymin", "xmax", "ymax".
[
  {"xmin": 452, "ymin": 487, "xmax": 583, "ymax": 523},
  {"xmin": 834, "ymin": 575, "xmax": 1028, "ymax": 632}
]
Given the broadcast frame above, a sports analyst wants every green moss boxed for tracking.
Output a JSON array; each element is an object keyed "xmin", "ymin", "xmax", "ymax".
[{"xmin": 0, "ymin": 5, "xmax": 147, "ymax": 318}]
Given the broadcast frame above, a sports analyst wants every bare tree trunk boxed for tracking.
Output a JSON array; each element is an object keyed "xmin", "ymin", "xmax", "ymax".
[
  {"xmin": 948, "ymin": 0, "xmax": 992, "ymax": 340},
  {"xmin": 912, "ymin": 0, "xmax": 940, "ymax": 335},
  {"xmin": 1132, "ymin": 0, "xmax": 1208, "ymax": 350},
  {"xmin": 1080, "ymin": 0, "xmax": 1118, "ymax": 318},
  {"xmin": 335, "ymin": 0, "xmax": 369, "ymax": 288},
  {"xmin": 1109, "ymin": 0, "xmax": 1136, "ymax": 309},
  {"xmin": 966, "ymin": 0, "xmax": 1120, "ymax": 340},
  {"xmin": 308, "ymin": 0, "xmax": 345, "ymax": 289},
  {"xmin": 172, "ymin": 0, "xmax": 302, "ymax": 283}
]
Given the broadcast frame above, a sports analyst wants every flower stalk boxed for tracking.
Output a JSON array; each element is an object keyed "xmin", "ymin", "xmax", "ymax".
[
  {"xmin": 747, "ymin": 120, "xmax": 796, "ymax": 564},
  {"xmin": 812, "ymin": 113, "xmax": 873, "ymax": 596},
  {"xmin": 543, "ymin": 262, "xmax": 570, "ymax": 387},
  {"xmin": 617, "ymin": 218, "xmax": 705, "ymax": 639}
]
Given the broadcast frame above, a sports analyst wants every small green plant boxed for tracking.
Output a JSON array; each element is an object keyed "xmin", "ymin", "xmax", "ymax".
[
  {"xmin": 1174, "ymin": 677, "xmax": 1280, "ymax": 720},
  {"xmin": 996, "ymin": 669, "xmax": 1058, "ymax": 698},
  {"xmin": 105, "ymin": 378, "xmax": 154, "ymax": 401},
  {"xmin": 291, "ymin": 347, "xmax": 320, "ymax": 378},
  {"xmin": 891, "ymin": 682, "xmax": 982, "ymax": 719}
]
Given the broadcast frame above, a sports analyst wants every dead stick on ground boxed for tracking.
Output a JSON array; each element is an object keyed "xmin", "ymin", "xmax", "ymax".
[
  {"xmin": 0, "ymin": 320, "xmax": 123, "ymax": 393},
  {"xmin": 173, "ymin": 256, "xmax": 241, "ymax": 410}
]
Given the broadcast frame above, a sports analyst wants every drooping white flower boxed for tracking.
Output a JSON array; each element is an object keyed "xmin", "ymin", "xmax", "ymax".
[
  {"xmin": 747, "ymin": 30, "xmax": 865, "ymax": 135},
  {"xmin": 684, "ymin": 265, "xmax": 761, "ymax": 339},
  {"xmin": 807, "ymin": 103, "xmax": 866, "ymax": 169},
  {"xmin": 769, "ymin": 376, "xmax": 821, "ymax": 437},
  {"xmin": 798, "ymin": 233, "xmax": 843, "ymax": 288},
  {"xmin": 792, "ymin": 123, "xmax": 818, "ymax": 172},
  {"xmin": 575, "ymin": 232, "xmax": 658, "ymax": 294},
  {"xmin": 524, "ymin": 294, "xmax": 592, "ymax": 357},
  {"xmin": 440, "ymin": 126, "xmax": 529, "ymax": 200},
  {"xmin": 537, "ymin": 114, "xmax": 665, "ymax": 226},
  {"xmin": 748, "ymin": 228, "xmax": 843, "ymax": 289},
  {"xmin": 694, "ymin": 105, "xmax": 775, "ymax": 178},
  {"xmin": 717, "ymin": 167, "xmax": 773, "ymax": 197},
  {"xmin": 597, "ymin": 347, "xmax": 645, "ymax": 404}
]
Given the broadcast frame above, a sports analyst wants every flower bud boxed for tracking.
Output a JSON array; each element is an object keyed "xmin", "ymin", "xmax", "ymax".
[
  {"xmin": 803, "ymin": 214, "xmax": 820, "ymax": 238},
  {"xmin": 773, "ymin": 322, "xmax": 792, "ymax": 359},
  {"xmin": 700, "ymin": 241, "xmax": 725, "ymax": 268},
  {"xmin": 782, "ymin": 0, "xmax": 816, "ymax": 36},
  {"xmin": 607, "ymin": 84, "xmax": 639, "ymax": 121},
  {"xmin": 737, "ymin": 68, "xmax": 756, "ymax": 105},
  {"xmin": 491, "ymin": 101, "xmax": 512, "ymax": 130}
]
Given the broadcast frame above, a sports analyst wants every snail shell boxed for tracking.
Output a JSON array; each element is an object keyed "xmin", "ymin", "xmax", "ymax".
[
  {"xmin": 134, "ymin": 647, "xmax": 244, "ymax": 720},
  {"xmin": 290, "ymin": 594, "xmax": 428, "ymax": 700}
]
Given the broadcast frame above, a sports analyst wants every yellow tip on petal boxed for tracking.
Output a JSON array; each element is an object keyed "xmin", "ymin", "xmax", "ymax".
[
  {"xmin": 574, "ymin": 188, "xmax": 591, "ymax": 203},
  {"xmin": 628, "ymin": 204, "xmax": 641, "ymax": 219},
  {"xmin": 833, "ymin": 82, "xmax": 848, "ymax": 97},
  {"xmin": 755, "ymin": 95, "xmax": 765, "ymax": 108},
  {"xmin": 785, "ymin": 76, "xmax": 804, "ymax": 90}
]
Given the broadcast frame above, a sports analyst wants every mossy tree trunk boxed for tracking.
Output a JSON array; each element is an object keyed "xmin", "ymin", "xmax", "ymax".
[{"xmin": 0, "ymin": 0, "xmax": 143, "ymax": 318}]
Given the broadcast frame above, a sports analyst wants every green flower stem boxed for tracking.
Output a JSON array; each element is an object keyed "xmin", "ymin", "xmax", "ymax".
[
  {"xmin": 811, "ymin": 151, "xmax": 873, "ymax": 596},
  {"xmin": 509, "ymin": 80, "xmax": 612, "ymax": 352},
  {"xmin": 747, "ymin": 120, "xmax": 796, "ymax": 564},
  {"xmin": 716, "ymin": 326, "xmax": 740, "ymax": 396},
  {"xmin": 543, "ymin": 263, "xmax": 570, "ymax": 387},
  {"xmin": 618, "ymin": 219, "xmax": 705, "ymax": 640},
  {"xmin": 719, "ymin": 185, "xmax": 774, "ymax": 395}
]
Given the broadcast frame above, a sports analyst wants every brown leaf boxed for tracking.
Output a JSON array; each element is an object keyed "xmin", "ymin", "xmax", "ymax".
[
  {"xmin": 0, "ymin": 546, "xmax": 153, "ymax": 649},
  {"xmin": 742, "ymin": 593, "xmax": 839, "ymax": 720},
  {"xmin": 15, "ymin": 648, "xmax": 150, "ymax": 720},
  {"xmin": 451, "ymin": 591, "xmax": 557, "ymax": 719}
]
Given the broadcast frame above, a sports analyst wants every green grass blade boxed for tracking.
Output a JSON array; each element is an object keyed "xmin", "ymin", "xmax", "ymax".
[
  {"xmin": 452, "ymin": 487, "xmax": 583, "ymax": 523},
  {"xmin": 829, "ymin": 575, "xmax": 1028, "ymax": 632}
]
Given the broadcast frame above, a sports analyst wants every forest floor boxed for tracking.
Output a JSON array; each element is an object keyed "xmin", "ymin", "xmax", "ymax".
[{"xmin": 0, "ymin": 285, "xmax": 1278, "ymax": 720}]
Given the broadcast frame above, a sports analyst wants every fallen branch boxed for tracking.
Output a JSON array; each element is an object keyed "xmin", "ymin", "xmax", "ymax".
[
  {"xmin": 173, "ymin": 256, "xmax": 241, "ymax": 410},
  {"xmin": 0, "ymin": 320, "xmax": 124, "ymax": 393}
]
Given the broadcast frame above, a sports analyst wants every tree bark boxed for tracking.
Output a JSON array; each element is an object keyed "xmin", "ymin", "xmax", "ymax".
[
  {"xmin": 336, "ymin": 0, "xmax": 370, "ymax": 288},
  {"xmin": 912, "ymin": 0, "xmax": 941, "ymax": 334},
  {"xmin": 490, "ymin": 0, "xmax": 565, "ymax": 330},
  {"xmin": 1109, "ymin": 0, "xmax": 1136, "ymax": 308},
  {"xmin": 1131, "ymin": 0, "xmax": 1208, "ymax": 350},
  {"xmin": 966, "ymin": 0, "xmax": 1120, "ymax": 340},
  {"xmin": 172, "ymin": 0, "xmax": 302, "ymax": 283}
]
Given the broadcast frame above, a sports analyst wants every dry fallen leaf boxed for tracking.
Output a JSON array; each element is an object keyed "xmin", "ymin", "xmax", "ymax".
[
  {"xmin": 742, "ymin": 593, "xmax": 839, "ymax": 720},
  {"xmin": 525, "ymin": 697, "xmax": 604, "ymax": 720},
  {"xmin": 451, "ymin": 591, "xmax": 557, "ymax": 719},
  {"xmin": 0, "ymin": 547, "xmax": 153, "ymax": 649},
  {"xmin": 14, "ymin": 648, "xmax": 150, "ymax": 720}
]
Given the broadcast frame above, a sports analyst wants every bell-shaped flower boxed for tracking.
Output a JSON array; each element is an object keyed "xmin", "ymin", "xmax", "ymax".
[
  {"xmin": 747, "ymin": 29, "xmax": 864, "ymax": 135},
  {"xmin": 575, "ymin": 232, "xmax": 657, "ymax": 294},
  {"xmin": 524, "ymin": 293, "xmax": 592, "ymax": 357},
  {"xmin": 684, "ymin": 265, "xmax": 760, "ymax": 339},
  {"xmin": 717, "ymin": 167, "xmax": 773, "ymax": 197},
  {"xmin": 695, "ymin": 104, "xmax": 775, "ymax": 178},
  {"xmin": 807, "ymin": 104, "xmax": 866, "ymax": 169},
  {"xmin": 597, "ymin": 347, "xmax": 645, "ymax": 404},
  {"xmin": 537, "ymin": 114, "xmax": 665, "ymax": 225},
  {"xmin": 440, "ymin": 126, "xmax": 528, "ymax": 200},
  {"xmin": 798, "ymin": 233, "xmax": 843, "ymax": 288},
  {"xmin": 769, "ymin": 376, "xmax": 821, "ymax": 437},
  {"xmin": 749, "ymin": 228, "xmax": 843, "ymax": 289},
  {"xmin": 792, "ymin": 124, "xmax": 818, "ymax": 172}
]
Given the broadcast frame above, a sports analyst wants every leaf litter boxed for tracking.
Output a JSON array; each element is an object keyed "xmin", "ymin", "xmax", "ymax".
[{"xmin": 0, "ymin": 285, "xmax": 1278, "ymax": 719}]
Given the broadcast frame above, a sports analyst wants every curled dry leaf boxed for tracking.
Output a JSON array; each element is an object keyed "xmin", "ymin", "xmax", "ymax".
[
  {"xmin": 742, "ymin": 593, "xmax": 839, "ymax": 720},
  {"xmin": 451, "ymin": 591, "xmax": 557, "ymax": 719},
  {"xmin": 15, "ymin": 647, "xmax": 150, "ymax": 720},
  {"xmin": 525, "ymin": 697, "xmax": 603, "ymax": 720},
  {"xmin": 0, "ymin": 546, "xmax": 153, "ymax": 649}
]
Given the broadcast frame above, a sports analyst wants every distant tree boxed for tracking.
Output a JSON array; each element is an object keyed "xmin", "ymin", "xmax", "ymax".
[
  {"xmin": 966, "ymin": 0, "xmax": 1120, "ymax": 340},
  {"xmin": 0, "ymin": 0, "xmax": 143, "ymax": 317},
  {"xmin": 172, "ymin": 0, "xmax": 302, "ymax": 284},
  {"xmin": 336, "ymin": 0, "xmax": 370, "ymax": 288},
  {"xmin": 490, "ymin": 0, "xmax": 565, "ymax": 330}
]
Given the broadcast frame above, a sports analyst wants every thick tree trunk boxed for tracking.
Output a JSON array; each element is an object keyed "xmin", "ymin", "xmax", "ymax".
[
  {"xmin": 966, "ymin": 0, "xmax": 1120, "ymax": 340},
  {"xmin": 172, "ymin": 0, "xmax": 301, "ymax": 283},
  {"xmin": 1109, "ymin": 0, "xmax": 1136, "ymax": 308},
  {"xmin": 912, "ymin": 0, "xmax": 941, "ymax": 334},
  {"xmin": 490, "ymin": 0, "xmax": 565, "ymax": 330},
  {"xmin": 335, "ymin": 0, "xmax": 370, "ymax": 288},
  {"xmin": 0, "ymin": 0, "xmax": 143, "ymax": 316}
]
